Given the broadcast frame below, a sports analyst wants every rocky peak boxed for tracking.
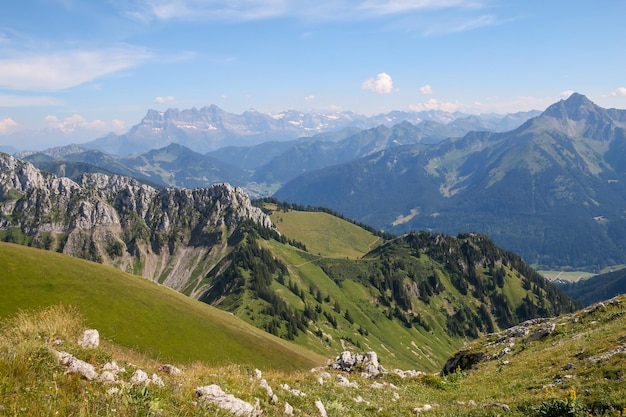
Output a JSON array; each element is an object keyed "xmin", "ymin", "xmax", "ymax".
[{"xmin": 542, "ymin": 93, "xmax": 606, "ymax": 122}]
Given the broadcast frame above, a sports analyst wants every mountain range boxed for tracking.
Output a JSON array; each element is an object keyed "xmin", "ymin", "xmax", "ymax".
[
  {"xmin": 0, "ymin": 152, "xmax": 576, "ymax": 370},
  {"xmin": 54, "ymin": 105, "xmax": 539, "ymax": 155},
  {"xmin": 275, "ymin": 94, "xmax": 626, "ymax": 271},
  {"xmin": 10, "ymin": 93, "xmax": 626, "ymax": 272}
]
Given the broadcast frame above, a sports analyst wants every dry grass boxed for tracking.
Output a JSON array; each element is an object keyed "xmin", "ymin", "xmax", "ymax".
[{"xmin": 2, "ymin": 300, "xmax": 626, "ymax": 416}]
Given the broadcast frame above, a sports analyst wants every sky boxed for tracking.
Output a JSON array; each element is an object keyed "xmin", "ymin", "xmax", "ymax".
[{"xmin": 1, "ymin": 0, "xmax": 626, "ymax": 145}]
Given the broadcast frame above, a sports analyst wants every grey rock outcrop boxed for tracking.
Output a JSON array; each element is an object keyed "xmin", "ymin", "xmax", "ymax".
[
  {"xmin": 0, "ymin": 152, "xmax": 276, "ymax": 298},
  {"xmin": 331, "ymin": 351, "xmax": 386, "ymax": 378}
]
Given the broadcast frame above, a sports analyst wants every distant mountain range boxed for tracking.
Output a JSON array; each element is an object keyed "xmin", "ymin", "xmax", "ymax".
[
  {"xmin": 17, "ymin": 108, "xmax": 540, "ymax": 196},
  {"xmin": 275, "ymin": 94, "xmax": 626, "ymax": 271},
  {"xmin": 14, "ymin": 94, "xmax": 626, "ymax": 271},
  {"xmin": 80, "ymin": 106, "xmax": 539, "ymax": 155}
]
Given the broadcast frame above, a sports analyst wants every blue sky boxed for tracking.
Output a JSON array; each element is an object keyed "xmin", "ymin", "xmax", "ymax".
[{"xmin": 1, "ymin": 0, "xmax": 625, "ymax": 140}]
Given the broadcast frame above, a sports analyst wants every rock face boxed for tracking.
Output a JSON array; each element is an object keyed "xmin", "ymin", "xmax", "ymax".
[{"xmin": 0, "ymin": 152, "xmax": 275, "ymax": 298}]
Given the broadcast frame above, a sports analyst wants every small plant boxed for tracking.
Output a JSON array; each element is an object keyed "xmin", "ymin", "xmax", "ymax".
[{"xmin": 536, "ymin": 390, "xmax": 586, "ymax": 417}]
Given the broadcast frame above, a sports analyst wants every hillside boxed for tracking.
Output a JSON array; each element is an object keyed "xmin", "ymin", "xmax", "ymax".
[
  {"xmin": 0, "ymin": 242, "xmax": 323, "ymax": 370},
  {"xmin": 201, "ymin": 203, "xmax": 576, "ymax": 370},
  {"xmin": 2, "ymin": 292, "xmax": 623, "ymax": 416},
  {"xmin": 275, "ymin": 93, "xmax": 626, "ymax": 271},
  {"xmin": 0, "ymin": 154, "xmax": 577, "ymax": 371}
]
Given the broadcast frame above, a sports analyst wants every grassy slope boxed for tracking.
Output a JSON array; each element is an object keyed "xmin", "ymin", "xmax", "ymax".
[
  {"xmin": 0, "ymin": 242, "xmax": 324, "ymax": 371},
  {"xmin": 2, "ymin": 295, "xmax": 624, "ymax": 416},
  {"xmin": 261, "ymin": 235, "xmax": 463, "ymax": 372},
  {"xmin": 269, "ymin": 207, "xmax": 382, "ymax": 258}
]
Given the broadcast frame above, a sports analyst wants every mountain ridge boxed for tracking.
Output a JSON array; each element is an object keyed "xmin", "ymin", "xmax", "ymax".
[
  {"xmin": 0, "ymin": 154, "xmax": 577, "ymax": 369},
  {"xmin": 274, "ymin": 93, "xmax": 626, "ymax": 270}
]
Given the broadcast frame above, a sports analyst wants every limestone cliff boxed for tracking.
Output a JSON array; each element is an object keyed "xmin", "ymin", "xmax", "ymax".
[{"xmin": 0, "ymin": 152, "xmax": 274, "ymax": 297}]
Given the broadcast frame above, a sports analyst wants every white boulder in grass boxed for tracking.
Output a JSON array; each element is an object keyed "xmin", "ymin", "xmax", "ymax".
[
  {"xmin": 53, "ymin": 350, "xmax": 98, "ymax": 380},
  {"xmin": 196, "ymin": 384, "xmax": 260, "ymax": 416},
  {"xmin": 78, "ymin": 329, "xmax": 99, "ymax": 349}
]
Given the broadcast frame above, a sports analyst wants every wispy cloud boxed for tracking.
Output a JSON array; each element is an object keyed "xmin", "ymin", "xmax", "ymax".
[
  {"xmin": 0, "ymin": 46, "xmax": 153, "ymax": 91},
  {"xmin": 123, "ymin": 0, "xmax": 488, "ymax": 23},
  {"xmin": 0, "ymin": 94, "xmax": 62, "ymax": 107},
  {"xmin": 362, "ymin": 73, "xmax": 396, "ymax": 94},
  {"xmin": 409, "ymin": 94, "xmax": 559, "ymax": 114},
  {"xmin": 154, "ymin": 95, "xmax": 176, "ymax": 104},
  {"xmin": 409, "ymin": 98, "xmax": 462, "ymax": 112},
  {"xmin": 357, "ymin": 0, "xmax": 483, "ymax": 16}
]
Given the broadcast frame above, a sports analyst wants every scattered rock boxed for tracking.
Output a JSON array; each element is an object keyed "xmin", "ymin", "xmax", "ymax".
[
  {"xmin": 393, "ymin": 369, "xmax": 424, "ymax": 378},
  {"xmin": 254, "ymin": 369, "xmax": 262, "ymax": 379},
  {"xmin": 78, "ymin": 329, "xmax": 100, "ymax": 349},
  {"xmin": 527, "ymin": 323, "xmax": 556, "ymax": 341},
  {"xmin": 331, "ymin": 350, "xmax": 386, "ymax": 377},
  {"xmin": 151, "ymin": 373, "xmax": 164, "ymax": 387},
  {"xmin": 498, "ymin": 346, "xmax": 512, "ymax": 358},
  {"xmin": 159, "ymin": 364, "xmax": 182, "ymax": 375},
  {"xmin": 562, "ymin": 363, "xmax": 575, "ymax": 371},
  {"xmin": 441, "ymin": 350, "xmax": 486, "ymax": 375},
  {"xmin": 99, "ymin": 371, "xmax": 117, "ymax": 384},
  {"xmin": 414, "ymin": 404, "xmax": 434, "ymax": 413},
  {"xmin": 487, "ymin": 403, "xmax": 511, "ymax": 412},
  {"xmin": 130, "ymin": 369, "xmax": 149, "ymax": 385},
  {"xmin": 337, "ymin": 375, "xmax": 358, "ymax": 388},
  {"xmin": 315, "ymin": 400, "xmax": 327, "ymax": 417},
  {"xmin": 259, "ymin": 379, "xmax": 274, "ymax": 398},
  {"xmin": 196, "ymin": 384, "xmax": 259, "ymax": 416},
  {"xmin": 553, "ymin": 374, "xmax": 573, "ymax": 384},
  {"xmin": 280, "ymin": 384, "xmax": 306, "ymax": 397},
  {"xmin": 53, "ymin": 350, "xmax": 98, "ymax": 380},
  {"xmin": 284, "ymin": 402, "xmax": 293, "ymax": 415},
  {"xmin": 361, "ymin": 351, "xmax": 382, "ymax": 378}
]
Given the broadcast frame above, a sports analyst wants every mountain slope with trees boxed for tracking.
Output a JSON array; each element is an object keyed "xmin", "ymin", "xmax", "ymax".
[
  {"xmin": 0, "ymin": 154, "xmax": 577, "ymax": 370},
  {"xmin": 275, "ymin": 94, "xmax": 626, "ymax": 271}
]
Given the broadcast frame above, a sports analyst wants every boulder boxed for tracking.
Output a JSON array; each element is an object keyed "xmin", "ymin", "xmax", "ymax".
[
  {"xmin": 196, "ymin": 384, "xmax": 259, "ymax": 416},
  {"xmin": 53, "ymin": 350, "xmax": 98, "ymax": 380},
  {"xmin": 78, "ymin": 329, "xmax": 99, "ymax": 349}
]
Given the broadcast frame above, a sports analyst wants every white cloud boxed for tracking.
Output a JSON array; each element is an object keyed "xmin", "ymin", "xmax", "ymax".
[
  {"xmin": 409, "ymin": 98, "xmax": 462, "ymax": 112},
  {"xmin": 0, "ymin": 46, "xmax": 153, "ymax": 91},
  {"xmin": 304, "ymin": 95, "xmax": 316, "ymax": 102},
  {"xmin": 419, "ymin": 85, "xmax": 433, "ymax": 95},
  {"xmin": 154, "ymin": 95, "xmax": 175, "ymax": 104},
  {"xmin": 560, "ymin": 90, "xmax": 574, "ymax": 99},
  {"xmin": 45, "ymin": 114, "xmax": 110, "ymax": 133},
  {"xmin": 611, "ymin": 87, "xmax": 626, "ymax": 97},
  {"xmin": 362, "ymin": 73, "xmax": 395, "ymax": 94},
  {"xmin": 0, "ymin": 118, "xmax": 18, "ymax": 133},
  {"xmin": 409, "ymin": 95, "xmax": 562, "ymax": 114}
]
